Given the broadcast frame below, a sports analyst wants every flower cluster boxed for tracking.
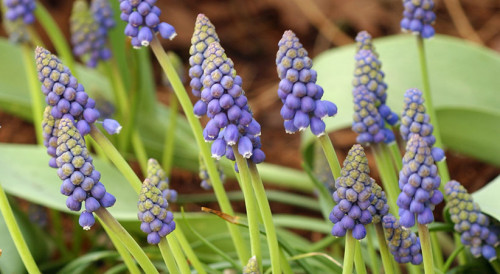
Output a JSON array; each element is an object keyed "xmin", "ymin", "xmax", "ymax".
[
  {"xmin": 70, "ymin": 0, "xmax": 111, "ymax": 68},
  {"xmin": 35, "ymin": 47, "xmax": 100, "ymax": 136},
  {"xmin": 369, "ymin": 183, "xmax": 389, "ymax": 224},
  {"xmin": 383, "ymin": 214, "xmax": 423, "ymax": 265},
  {"xmin": 2, "ymin": 0, "xmax": 36, "ymax": 43},
  {"xmin": 445, "ymin": 180, "xmax": 499, "ymax": 261},
  {"xmin": 42, "ymin": 107, "xmax": 60, "ymax": 168},
  {"xmin": 137, "ymin": 178, "xmax": 176, "ymax": 244},
  {"xmin": 189, "ymin": 13, "xmax": 220, "ymax": 117},
  {"xmin": 200, "ymin": 42, "xmax": 265, "ymax": 164},
  {"xmin": 90, "ymin": 0, "xmax": 115, "ymax": 34},
  {"xmin": 56, "ymin": 117, "xmax": 116, "ymax": 230},
  {"xmin": 147, "ymin": 159, "xmax": 177, "ymax": 203},
  {"xmin": 400, "ymin": 0, "xmax": 436, "ymax": 39},
  {"xmin": 400, "ymin": 88, "xmax": 444, "ymax": 161},
  {"xmin": 119, "ymin": 0, "xmax": 176, "ymax": 48},
  {"xmin": 355, "ymin": 31, "xmax": 377, "ymax": 57},
  {"xmin": 275, "ymin": 30, "xmax": 337, "ymax": 136},
  {"xmin": 243, "ymin": 256, "xmax": 258, "ymax": 274},
  {"xmin": 198, "ymin": 153, "xmax": 226, "ymax": 190},
  {"xmin": 397, "ymin": 135, "xmax": 443, "ymax": 227},
  {"xmin": 352, "ymin": 86, "xmax": 394, "ymax": 145},
  {"xmin": 330, "ymin": 145, "xmax": 374, "ymax": 240},
  {"xmin": 352, "ymin": 48, "xmax": 398, "ymax": 127}
]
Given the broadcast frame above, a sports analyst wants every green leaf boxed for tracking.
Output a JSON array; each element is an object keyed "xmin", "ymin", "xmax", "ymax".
[
  {"xmin": 57, "ymin": 251, "xmax": 119, "ymax": 274},
  {"xmin": 472, "ymin": 175, "xmax": 500, "ymax": 222},
  {"xmin": 308, "ymin": 34, "xmax": 500, "ymax": 165}
]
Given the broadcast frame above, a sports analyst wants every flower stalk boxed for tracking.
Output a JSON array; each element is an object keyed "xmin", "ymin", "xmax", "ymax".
[
  {"xmin": 374, "ymin": 223, "xmax": 395, "ymax": 274},
  {"xmin": 342, "ymin": 230, "xmax": 356, "ymax": 274},
  {"xmin": 417, "ymin": 223, "xmax": 434, "ymax": 274},
  {"xmin": 354, "ymin": 241, "xmax": 368, "ymax": 274},
  {"xmin": 158, "ymin": 238, "xmax": 180, "ymax": 274},
  {"xmin": 162, "ymin": 93, "xmax": 179, "ymax": 177},
  {"xmin": 317, "ymin": 134, "xmax": 341, "ymax": 179},
  {"xmin": 166, "ymin": 235, "xmax": 191, "ymax": 273},
  {"xmin": 100, "ymin": 219, "xmax": 141, "ymax": 274}
]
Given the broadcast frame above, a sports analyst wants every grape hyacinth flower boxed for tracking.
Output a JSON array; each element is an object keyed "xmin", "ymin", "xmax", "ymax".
[
  {"xmin": 401, "ymin": 0, "xmax": 436, "ymax": 39},
  {"xmin": 445, "ymin": 180, "xmax": 499, "ymax": 261},
  {"xmin": 35, "ymin": 47, "xmax": 100, "ymax": 136},
  {"xmin": 352, "ymin": 86, "xmax": 394, "ymax": 145},
  {"xmin": 189, "ymin": 14, "xmax": 220, "ymax": 117},
  {"xmin": 102, "ymin": 119, "xmax": 122, "ymax": 135},
  {"xmin": 90, "ymin": 0, "xmax": 115, "ymax": 34},
  {"xmin": 400, "ymin": 88, "xmax": 444, "ymax": 161},
  {"xmin": 56, "ymin": 117, "xmax": 116, "ymax": 230},
  {"xmin": 198, "ymin": 153, "xmax": 225, "ymax": 190},
  {"xmin": 137, "ymin": 178, "xmax": 176, "ymax": 244},
  {"xmin": 383, "ymin": 214, "xmax": 423, "ymax": 265},
  {"xmin": 329, "ymin": 145, "xmax": 374, "ymax": 240},
  {"xmin": 243, "ymin": 256, "xmax": 259, "ymax": 274},
  {"xmin": 275, "ymin": 30, "xmax": 337, "ymax": 136},
  {"xmin": 119, "ymin": 0, "xmax": 176, "ymax": 48},
  {"xmin": 200, "ymin": 42, "xmax": 265, "ymax": 164},
  {"xmin": 355, "ymin": 31, "xmax": 377, "ymax": 57},
  {"xmin": 397, "ymin": 135, "xmax": 443, "ymax": 227},
  {"xmin": 70, "ymin": 0, "xmax": 112, "ymax": 68},
  {"xmin": 1, "ymin": 0, "xmax": 36, "ymax": 43},
  {"xmin": 352, "ymin": 48, "xmax": 398, "ymax": 127},
  {"xmin": 42, "ymin": 106, "xmax": 60, "ymax": 168},
  {"xmin": 147, "ymin": 159, "xmax": 177, "ymax": 203},
  {"xmin": 369, "ymin": 183, "xmax": 389, "ymax": 224}
]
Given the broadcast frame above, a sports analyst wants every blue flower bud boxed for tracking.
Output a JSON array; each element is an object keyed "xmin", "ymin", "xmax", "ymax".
[
  {"xmin": 79, "ymin": 211, "xmax": 95, "ymax": 230},
  {"xmin": 401, "ymin": 0, "xmax": 436, "ymax": 39},
  {"xmin": 383, "ymin": 214, "xmax": 423, "ymax": 265},
  {"xmin": 276, "ymin": 30, "xmax": 337, "ymax": 136},
  {"xmin": 102, "ymin": 119, "xmax": 122, "ymax": 135}
]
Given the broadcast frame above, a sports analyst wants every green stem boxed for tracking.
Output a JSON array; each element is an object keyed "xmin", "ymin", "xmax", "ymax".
[
  {"xmin": 354, "ymin": 241, "xmax": 367, "ymax": 274},
  {"xmin": 162, "ymin": 94, "xmax": 179, "ymax": 177},
  {"xmin": 490, "ymin": 259, "xmax": 500, "ymax": 273},
  {"xmin": 441, "ymin": 245, "xmax": 464, "ymax": 273},
  {"xmin": 100, "ymin": 219, "xmax": 141, "ymax": 274},
  {"xmin": 167, "ymin": 235, "xmax": 191, "ymax": 274},
  {"xmin": 416, "ymin": 36, "xmax": 450, "ymax": 194},
  {"xmin": 90, "ymin": 125, "xmax": 142, "ymax": 194},
  {"xmin": 317, "ymin": 134, "xmax": 342, "ymax": 179},
  {"xmin": 95, "ymin": 207, "xmax": 158, "ymax": 273},
  {"xmin": 150, "ymin": 36, "xmax": 249, "ymax": 263},
  {"xmin": 279, "ymin": 250, "xmax": 294, "ymax": 274},
  {"xmin": 387, "ymin": 142, "xmax": 403, "ymax": 171},
  {"xmin": 158, "ymin": 238, "xmax": 180, "ymax": 274},
  {"xmin": 375, "ymin": 224, "xmax": 395, "ymax": 274},
  {"xmin": 366, "ymin": 226, "xmax": 380, "ymax": 274},
  {"xmin": 249, "ymin": 163, "xmax": 284, "ymax": 274},
  {"xmin": 34, "ymin": 2, "xmax": 76, "ymax": 72},
  {"xmin": 343, "ymin": 230, "xmax": 356, "ymax": 274},
  {"xmin": 131, "ymin": 130, "xmax": 148, "ymax": 176},
  {"xmin": 0, "ymin": 184, "xmax": 41, "ymax": 274},
  {"xmin": 453, "ymin": 233, "xmax": 467, "ymax": 265},
  {"xmin": 173, "ymin": 229, "xmax": 207, "ymax": 274},
  {"xmin": 233, "ymin": 148, "xmax": 263, "ymax": 272},
  {"xmin": 372, "ymin": 144, "xmax": 399, "ymax": 215},
  {"xmin": 21, "ymin": 45, "xmax": 44, "ymax": 145},
  {"xmin": 417, "ymin": 223, "xmax": 434, "ymax": 274},
  {"xmin": 430, "ymin": 232, "xmax": 444, "ymax": 270}
]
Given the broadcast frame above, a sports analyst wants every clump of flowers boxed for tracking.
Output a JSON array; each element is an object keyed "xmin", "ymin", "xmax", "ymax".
[
  {"xmin": 70, "ymin": 0, "xmax": 111, "ymax": 68},
  {"xmin": 445, "ymin": 180, "xmax": 499, "ymax": 261},
  {"xmin": 1, "ymin": 0, "xmax": 36, "ymax": 43},
  {"xmin": 118, "ymin": 0, "xmax": 176, "ymax": 48},
  {"xmin": 352, "ymin": 86, "xmax": 394, "ymax": 144},
  {"xmin": 189, "ymin": 14, "xmax": 220, "ymax": 117},
  {"xmin": 397, "ymin": 135, "xmax": 443, "ymax": 227},
  {"xmin": 35, "ymin": 47, "xmax": 100, "ymax": 136},
  {"xmin": 369, "ymin": 183, "xmax": 389, "ymax": 224},
  {"xmin": 56, "ymin": 117, "xmax": 116, "ymax": 230},
  {"xmin": 243, "ymin": 256, "xmax": 259, "ymax": 274},
  {"xmin": 400, "ymin": 88, "xmax": 444, "ymax": 161},
  {"xmin": 200, "ymin": 42, "xmax": 265, "ymax": 164},
  {"xmin": 383, "ymin": 214, "xmax": 423, "ymax": 265},
  {"xmin": 137, "ymin": 178, "xmax": 176, "ymax": 244},
  {"xmin": 147, "ymin": 159, "xmax": 177, "ymax": 203},
  {"xmin": 90, "ymin": 0, "xmax": 115, "ymax": 34},
  {"xmin": 198, "ymin": 154, "xmax": 225, "ymax": 190},
  {"xmin": 42, "ymin": 106, "xmax": 60, "ymax": 168},
  {"xmin": 330, "ymin": 144, "xmax": 374, "ymax": 240},
  {"xmin": 400, "ymin": 0, "xmax": 436, "ymax": 39},
  {"xmin": 275, "ymin": 30, "xmax": 337, "ymax": 136},
  {"xmin": 355, "ymin": 31, "xmax": 377, "ymax": 56}
]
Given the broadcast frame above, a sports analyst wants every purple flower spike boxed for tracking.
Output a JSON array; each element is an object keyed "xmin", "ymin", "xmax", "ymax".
[
  {"xmin": 118, "ymin": 0, "xmax": 176, "ymax": 48},
  {"xmin": 275, "ymin": 30, "xmax": 337, "ymax": 136},
  {"xmin": 401, "ymin": 0, "xmax": 436, "ymax": 39},
  {"xmin": 56, "ymin": 117, "xmax": 115, "ymax": 229},
  {"xmin": 2, "ymin": 0, "xmax": 36, "ymax": 43},
  {"xmin": 90, "ymin": 0, "xmax": 115, "ymax": 34},
  {"xmin": 146, "ymin": 159, "xmax": 177, "ymax": 203},
  {"xmin": 397, "ymin": 135, "xmax": 442, "ymax": 227},
  {"xmin": 383, "ymin": 214, "xmax": 423, "ymax": 265},
  {"xmin": 70, "ymin": 0, "xmax": 112, "ymax": 68},
  {"xmin": 445, "ymin": 180, "xmax": 499, "ymax": 261},
  {"xmin": 137, "ymin": 178, "xmax": 176, "ymax": 244},
  {"xmin": 330, "ymin": 145, "xmax": 375, "ymax": 240}
]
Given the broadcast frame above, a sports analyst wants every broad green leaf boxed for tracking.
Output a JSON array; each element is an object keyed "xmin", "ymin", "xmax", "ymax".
[
  {"xmin": 472, "ymin": 175, "xmax": 500, "ymax": 222},
  {"xmin": 308, "ymin": 34, "xmax": 500, "ymax": 166}
]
